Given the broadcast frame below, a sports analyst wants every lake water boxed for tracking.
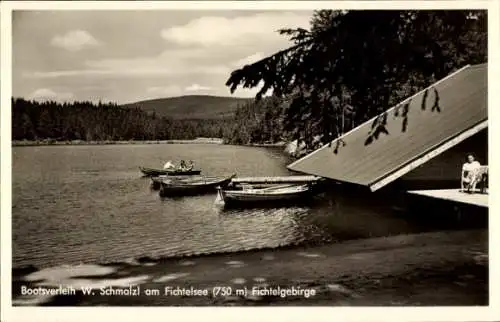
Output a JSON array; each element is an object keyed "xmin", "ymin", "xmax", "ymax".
[{"xmin": 12, "ymin": 144, "xmax": 475, "ymax": 269}]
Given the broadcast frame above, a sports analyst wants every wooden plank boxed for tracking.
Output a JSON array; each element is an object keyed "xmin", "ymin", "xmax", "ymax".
[
  {"xmin": 370, "ymin": 120, "xmax": 488, "ymax": 192},
  {"xmin": 407, "ymin": 189, "xmax": 488, "ymax": 208},
  {"xmin": 232, "ymin": 175, "xmax": 321, "ymax": 184}
]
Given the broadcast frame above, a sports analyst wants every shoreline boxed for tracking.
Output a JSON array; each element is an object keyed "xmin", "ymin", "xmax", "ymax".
[
  {"xmin": 243, "ymin": 142, "xmax": 287, "ymax": 148},
  {"xmin": 12, "ymin": 229, "xmax": 487, "ymax": 306},
  {"xmin": 11, "ymin": 139, "xmax": 290, "ymax": 150},
  {"xmin": 12, "ymin": 138, "xmax": 225, "ymax": 147}
]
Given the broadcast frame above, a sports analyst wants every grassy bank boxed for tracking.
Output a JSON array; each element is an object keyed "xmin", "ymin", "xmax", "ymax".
[{"xmin": 12, "ymin": 138, "xmax": 225, "ymax": 147}]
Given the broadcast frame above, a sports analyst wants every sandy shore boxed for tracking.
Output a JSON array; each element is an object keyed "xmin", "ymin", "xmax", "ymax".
[
  {"xmin": 12, "ymin": 229, "xmax": 487, "ymax": 306},
  {"xmin": 12, "ymin": 138, "xmax": 224, "ymax": 147}
]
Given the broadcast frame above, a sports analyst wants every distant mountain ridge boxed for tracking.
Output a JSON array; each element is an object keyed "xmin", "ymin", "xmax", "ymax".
[{"xmin": 121, "ymin": 95, "xmax": 252, "ymax": 119}]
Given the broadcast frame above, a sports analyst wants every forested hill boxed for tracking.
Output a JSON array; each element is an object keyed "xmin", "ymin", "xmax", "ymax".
[
  {"xmin": 11, "ymin": 98, "xmax": 233, "ymax": 142},
  {"xmin": 11, "ymin": 96, "xmax": 287, "ymax": 145},
  {"xmin": 121, "ymin": 95, "xmax": 252, "ymax": 119}
]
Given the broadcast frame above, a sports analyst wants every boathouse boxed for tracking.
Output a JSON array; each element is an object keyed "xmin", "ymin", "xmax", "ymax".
[{"xmin": 287, "ymin": 63, "xmax": 488, "ymax": 208}]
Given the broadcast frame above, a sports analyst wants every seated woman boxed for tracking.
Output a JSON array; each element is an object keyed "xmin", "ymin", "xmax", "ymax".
[
  {"xmin": 461, "ymin": 154, "xmax": 481, "ymax": 193},
  {"xmin": 186, "ymin": 160, "xmax": 195, "ymax": 171}
]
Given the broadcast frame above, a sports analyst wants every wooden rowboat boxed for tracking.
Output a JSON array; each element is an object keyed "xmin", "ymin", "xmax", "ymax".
[
  {"xmin": 216, "ymin": 184, "xmax": 313, "ymax": 207},
  {"xmin": 159, "ymin": 174, "xmax": 236, "ymax": 197},
  {"xmin": 140, "ymin": 166, "xmax": 201, "ymax": 177},
  {"xmin": 150, "ymin": 175, "xmax": 203, "ymax": 190}
]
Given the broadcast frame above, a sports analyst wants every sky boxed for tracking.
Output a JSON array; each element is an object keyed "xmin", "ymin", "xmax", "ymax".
[{"xmin": 12, "ymin": 10, "xmax": 313, "ymax": 104}]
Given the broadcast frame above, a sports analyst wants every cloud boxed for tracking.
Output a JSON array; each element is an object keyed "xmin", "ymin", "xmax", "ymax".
[
  {"xmin": 185, "ymin": 84, "xmax": 212, "ymax": 92},
  {"xmin": 231, "ymin": 52, "xmax": 265, "ymax": 68},
  {"xmin": 147, "ymin": 85, "xmax": 183, "ymax": 96},
  {"xmin": 23, "ymin": 48, "xmax": 230, "ymax": 79},
  {"xmin": 233, "ymin": 80, "xmax": 274, "ymax": 98},
  {"xmin": 51, "ymin": 30, "xmax": 101, "ymax": 52},
  {"xmin": 24, "ymin": 67, "xmax": 228, "ymax": 79},
  {"xmin": 145, "ymin": 83, "xmax": 213, "ymax": 97},
  {"xmin": 28, "ymin": 88, "xmax": 73, "ymax": 101},
  {"xmin": 84, "ymin": 48, "xmax": 231, "ymax": 76},
  {"xmin": 160, "ymin": 12, "xmax": 311, "ymax": 47}
]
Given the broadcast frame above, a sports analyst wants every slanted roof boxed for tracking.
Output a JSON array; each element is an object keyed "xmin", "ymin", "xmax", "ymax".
[{"xmin": 287, "ymin": 63, "xmax": 488, "ymax": 191}]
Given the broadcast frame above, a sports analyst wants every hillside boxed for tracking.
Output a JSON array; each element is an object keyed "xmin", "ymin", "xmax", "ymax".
[{"xmin": 121, "ymin": 95, "xmax": 252, "ymax": 119}]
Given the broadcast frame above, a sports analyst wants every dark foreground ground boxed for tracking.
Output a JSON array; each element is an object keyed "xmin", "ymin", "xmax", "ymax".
[{"xmin": 12, "ymin": 229, "xmax": 487, "ymax": 306}]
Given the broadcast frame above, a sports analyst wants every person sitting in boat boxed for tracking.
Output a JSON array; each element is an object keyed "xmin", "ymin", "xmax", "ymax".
[
  {"xmin": 186, "ymin": 160, "xmax": 195, "ymax": 171},
  {"xmin": 179, "ymin": 160, "xmax": 187, "ymax": 171},
  {"xmin": 163, "ymin": 160, "xmax": 176, "ymax": 170},
  {"xmin": 461, "ymin": 154, "xmax": 481, "ymax": 193}
]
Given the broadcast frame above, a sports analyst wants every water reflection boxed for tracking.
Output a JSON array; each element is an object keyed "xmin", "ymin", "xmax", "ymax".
[{"xmin": 215, "ymin": 205, "xmax": 313, "ymax": 248}]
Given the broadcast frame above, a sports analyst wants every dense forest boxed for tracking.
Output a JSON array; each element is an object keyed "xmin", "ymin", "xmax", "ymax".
[
  {"xmin": 11, "ymin": 96, "xmax": 288, "ymax": 145},
  {"xmin": 11, "ymin": 98, "xmax": 231, "ymax": 142},
  {"xmin": 221, "ymin": 96, "xmax": 286, "ymax": 145}
]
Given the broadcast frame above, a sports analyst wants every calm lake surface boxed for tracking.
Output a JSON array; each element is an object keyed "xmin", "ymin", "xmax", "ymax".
[{"xmin": 12, "ymin": 144, "xmax": 475, "ymax": 269}]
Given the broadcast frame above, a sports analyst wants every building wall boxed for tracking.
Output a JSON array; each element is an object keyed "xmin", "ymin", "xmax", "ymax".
[{"xmin": 397, "ymin": 128, "xmax": 488, "ymax": 188}]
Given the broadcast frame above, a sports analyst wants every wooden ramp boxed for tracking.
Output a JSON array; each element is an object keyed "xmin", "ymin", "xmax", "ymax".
[
  {"xmin": 232, "ymin": 175, "xmax": 322, "ymax": 185},
  {"xmin": 407, "ymin": 189, "xmax": 488, "ymax": 208}
]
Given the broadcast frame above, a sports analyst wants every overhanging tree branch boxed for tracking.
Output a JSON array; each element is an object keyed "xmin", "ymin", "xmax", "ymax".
[{"xmin": 225, "ymin": 10, "xmax": 487, "ymax": 152}]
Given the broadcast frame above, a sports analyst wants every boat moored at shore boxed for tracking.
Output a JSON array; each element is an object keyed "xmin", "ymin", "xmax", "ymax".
[{"xmin": 216, "ymin": 183, "xmax": 314, "ymax": 207}]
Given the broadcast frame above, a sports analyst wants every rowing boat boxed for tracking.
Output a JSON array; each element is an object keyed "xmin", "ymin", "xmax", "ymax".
[
  {"xmin": 139, "ymin": 166, "xmax": 201, "ymax": 177},
  {"xmin": 159, "ymin": 174, "xmax": 236, "ymax": 197},
  {"xmin": 216, "ymin": 183, "xmax": 313, "ymax": 207},
  {"xmin": 150, "ymin": 175, "xmax": 203, "ymax": 190}
]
